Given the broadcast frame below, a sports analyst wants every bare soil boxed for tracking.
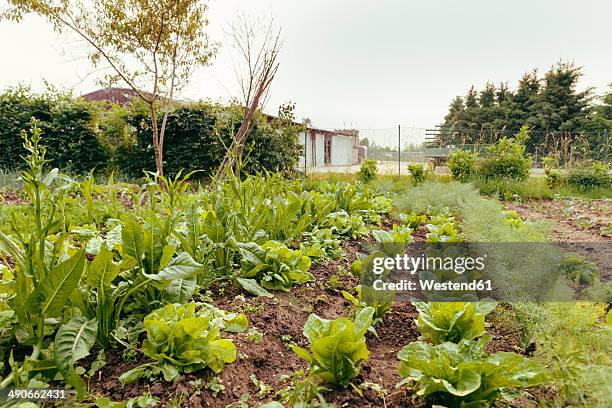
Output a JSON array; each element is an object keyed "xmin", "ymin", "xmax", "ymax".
[{"xmin": 504, "ymin": 198, "xmax": 612, "ymax": 280}]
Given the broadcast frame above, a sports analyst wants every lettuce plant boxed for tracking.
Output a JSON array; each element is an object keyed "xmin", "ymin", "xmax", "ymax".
[
  {"xmin": 371, "ymin": 225, "xmax": 414, "ymax": 244},
  {"xmin": 324, "ymin": 210, "xmax": 368, "ymax": 238},
  {"xmin": 238, "ymin": 240, "xmax": 313, "ymax": 295},
  {"xmin": 291, "ymin": 307, "xmax": 374, "ymax": 386},
  {"xmin": 120, "ymin": 302, "xmax": 245, "ymax": 383},
  {"xmin": 398, "ymin": 335, "xmax": 546, "ymax": 407},
  {"xmin": 299, "ymin": 227, "xmax": 341, "ymax": 260},
  {"xmin": 425, "ymin": 221, "xmax": 462, "ymax": 242},
  {"xmin": 413, "ymin": 302, "xmax": 497, "ymax": 344},
  {"xmin": 399, "ymin": 212, "xmax": 427, "ymax": 228}
]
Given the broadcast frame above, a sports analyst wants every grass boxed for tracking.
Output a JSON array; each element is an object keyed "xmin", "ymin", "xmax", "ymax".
[{"xmin": 474, "ymin": 176, "xmax": 611, "ymax": 200}]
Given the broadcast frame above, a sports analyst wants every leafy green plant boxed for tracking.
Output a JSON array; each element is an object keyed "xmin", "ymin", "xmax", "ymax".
[
  {"xmin": 566, "ymin": 161, "xmax": 611, "ymax": 191},
  {"xmin": 119, "ymin": 302, "xmax": 245, "ymax": 384},
  {"xmin": 371, "ymin": 224, "xmax": 414, "ymax": 244},
  {"xmin": 237, "ymin": 240, "xmax": 313, "ymax": 295},
  {"xmin": 291, "ymin": 307, "xmax": 374, "ymax": 386},
  {"xmin": 399, "ymin": 211, "xmax": 427, "ymax": 228},
  {"xmin": 299, "ymin": 227, "xmax": 341, "ymax": 260},
  {"xmin": 425, "ymin": 221, "xmax": 461, "ymax": 242},
  {"xmin": 324, "ymin": 210, "xmax": 368, "ymax": 238},
  {"xmin": 342, "ymin": 285, "xmax": 394, "ymax": 323},
  {"xmin": 479, "ymin": 126, "xmax": 532, "ymax": 181},
  {"xmin": 0, "ymin": 123, "xmax": 93, "ymax": 395},
  {"xmin": 275, "ymin": 370, "xmax": 333, "ymax": 408},
  {"xmin": 448, "ymin": 149, "xmax": 478, "ymax": 183},
  {"xmin": 413, "ymin": 302, "xmax": 497, "ymax": 344},
  {"xmin": 407, "ymin": 163, "xmax": 428, "ymax": 184},
  {"xmin": 357, "ymin": 159, "xmax": 378, "ymax": 183},
  {"xmin": 398, "ymin": 335, "xmax": 546, "ymax": 407},
  {"xmin": 559, "ymin": 253, "xmax": 600, "ymax": 286},
  {"xmin": 543, "ymin": 156, "xmax": 564, "ymax": 188}
]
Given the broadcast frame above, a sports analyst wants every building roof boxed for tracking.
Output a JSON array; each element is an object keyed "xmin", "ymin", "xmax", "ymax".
[{"xmin": 81, "ymin": 88, "xmax": 141, "ymax": 105}]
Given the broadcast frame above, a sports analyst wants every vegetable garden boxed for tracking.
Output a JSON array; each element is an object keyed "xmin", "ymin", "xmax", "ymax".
[{"xmin": 0, "ymin": 125, "xmax": 610, "ymax": 408}]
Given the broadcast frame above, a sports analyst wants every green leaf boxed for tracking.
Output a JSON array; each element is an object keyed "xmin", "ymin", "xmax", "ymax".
[
  {"xmin": 54, "ymin": 316, "xmax": 98, "ymax": 398},
  {"xmin": 121, "ymin": 217, "xmax": 144, "ymax": 264},
  {"xmin": 163, "ymin": 277, "xmax": 196, "ymax": 303},
  {"xmin": 236, "ymin": 278, "xmax": 273, "ymax": 298},
  {"xmin": 87, "ymin": 246, "xmax": 120, "ymax": 290},
  {"xmin": 143, "ymin": 252, "xmax": 202, "ymax": 281},
  {"xmin": 27, "ymin": 250, "xmax": 86, "ymax": 318}
]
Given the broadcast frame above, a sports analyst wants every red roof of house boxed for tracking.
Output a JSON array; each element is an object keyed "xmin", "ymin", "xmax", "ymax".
[{"xmin": 81, "ymin": 88, "xmax": 141, "ymax": 105}]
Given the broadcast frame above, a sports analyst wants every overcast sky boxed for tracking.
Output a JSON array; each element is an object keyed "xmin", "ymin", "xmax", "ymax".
[{"xmin": 1, "ymin": 0, "xmax": 611, "ymax": 133}]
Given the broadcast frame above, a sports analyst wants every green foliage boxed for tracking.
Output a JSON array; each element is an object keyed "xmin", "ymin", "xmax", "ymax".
[
  {"xmin": 559, "ymin": 253, "xmax": 600, "ymax": 286},
  {"xmin": 371, "ymin": 224, "xmax": 414, "ymax": 244},
  {"xmin": 54, "ymin": 316, "xmax": 98, "ymax": 398},
  {"xmin": 448, "ymin": 149, "xmax": 478, "ymax": 182},
  {"xmin": 357, "ymin": 160, "xmax": 378, "ymax": 182},
  {"xmin": 399, "ymin": 212, "xmax": 427, "ymax": 228},
  {"xmin": 276, "ymin": 370, "xmax": 333, "ymax": 408},
  {"xmin": 479, "ymin": 126, "xmax": 532, "ymax": 181},
  {"xmin": 342, "ymin": 285, "xmax": 393, "ymax": 322},
  {"xmin": 398, "ymin": 335, "xmax": 546, "ymax": 407},
  {"xmin": 120, "ymin": 302, "xmax": 244, "ymax": 383},
  {"xmin": 407, "ymin": 163, "xmax": 428, "ymax": 184},
  {"xmin": 439, "ymin": 62, "xmax": 602, "ymax": 158},
  {"xmin": 300, "ymin": 228, "xmax": 341, "ymax": 260},
  {"xmin": 291, "ymin": 307, "xmax": 374, "ymax": 386},
  {"xmin": 324, "ymin": 211, "xmax": 368, "ymax": 238},
  {"xmin": 566, "ymin": 161, "xmax": 611, "ymax": 191},
  {"xmin": 0, "ymin": 87, "xmax": 108, "ymax": 173},
  {"xmin": 413, "ymin": 302, "xmax": 497, "ymax": 344},
  {"xmin": 238, "ymin": 241, "xmax": 313, "ymax": 294}
]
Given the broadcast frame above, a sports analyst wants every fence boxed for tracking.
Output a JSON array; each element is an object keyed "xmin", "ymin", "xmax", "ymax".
[
  {"xmin": 427, "ymin": 126, "xmax": 610, "ymax": 167},
  {"xmin": 303, "ymin": 124, "xmax": 610, "ymax": 176}
]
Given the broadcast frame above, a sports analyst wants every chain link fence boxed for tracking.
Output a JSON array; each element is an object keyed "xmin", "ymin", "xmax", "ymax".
[{"xmin": 303, "ymin": 125, "xmax": 610, "ymax": 176}]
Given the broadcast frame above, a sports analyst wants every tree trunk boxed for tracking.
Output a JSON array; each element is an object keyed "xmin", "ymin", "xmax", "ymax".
[{"xmin": 150, "ymin": 104, "xmax": 164, "ymax": 176}]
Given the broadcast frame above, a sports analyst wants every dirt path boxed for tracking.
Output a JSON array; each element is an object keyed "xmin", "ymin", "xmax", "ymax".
[{"xmin": 504, "ymin": 198, "xmax": 611, "ymax": 280}]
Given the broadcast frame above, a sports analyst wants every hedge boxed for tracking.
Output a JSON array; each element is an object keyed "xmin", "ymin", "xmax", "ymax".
[{"xmin": 0, "ymin": 88, "xmax": 304, "ymax": 178}]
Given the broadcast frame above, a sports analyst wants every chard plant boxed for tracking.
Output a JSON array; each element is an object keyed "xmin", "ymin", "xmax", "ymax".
[
  {"xmin": 0, "ymin": 122, "xmax": 94, "ymax": 396},
  {"xmin": 292, "ymin": 307, "xmax": 374, "ymax": 386}
]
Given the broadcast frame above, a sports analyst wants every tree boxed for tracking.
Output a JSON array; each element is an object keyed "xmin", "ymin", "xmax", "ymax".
[
  {"xmin": 531, "ymin": 62, "xmax": 592, "ymax": 131},
  {"xmin": 479, "ymin": 82, "xmax": 496, "ymax": 108},
  {"xmin": 465, "ymin": 86, "xmax": 479, "ymax": 109},
  {"xmin": 2, "ymin": 0, "xmax": 215, "ymax": 176},
  {"xmin": 215, "ymin": 14, "xmax": 282, "ymax": 178}
]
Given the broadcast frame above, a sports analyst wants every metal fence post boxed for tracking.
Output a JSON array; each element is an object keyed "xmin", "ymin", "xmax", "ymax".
[{"xmin": 398, "ymin": 124, "xmax": 401, "ymax": 176}]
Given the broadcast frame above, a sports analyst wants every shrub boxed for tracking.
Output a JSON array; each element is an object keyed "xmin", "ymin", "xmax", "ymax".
[
  {"xmin": 566, "ymin": 161, "xmax": 611, "ymax": 191},
  {"xmin": 357, "ymin": 159, "xmax": 378, "ymax": 182},
  {"xmin": 543, "ymin": 156, "xmax": 564, "ymax": 188},
  {"xmin": 0, "ymin": 87, "xmax": 108, "ymax": 173},
  {"xmin": 407, "ymin": 163, "xmax": 428, "ymax": 183},
  {"xmin": 116, "ymin": 102, "xmax": 303, "ymax": 177},
  {"xmin": 479, "ymin": 126, "xmax": 532, "ymax": 181},
  {"xmin": 448, "ymin": 149, "xmax": 478, "ymax": 182}
]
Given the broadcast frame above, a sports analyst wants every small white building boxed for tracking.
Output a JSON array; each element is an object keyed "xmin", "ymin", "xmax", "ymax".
[{"xmin": 299, "ymin": 127, "xmax": 361, "ymax": 168}]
